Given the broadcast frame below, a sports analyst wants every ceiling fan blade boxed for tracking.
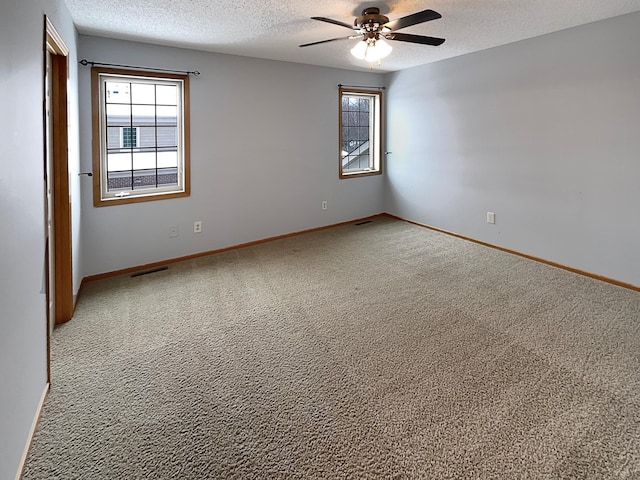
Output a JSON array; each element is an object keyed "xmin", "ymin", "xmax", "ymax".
[
  {"xmin": 311, "ymin": 17, "xmax": 355, "ymax": 30},
  {"xmin": 383, "ymin": 9, "xmax": 442, "ymax": 32},
  {"xmin": 299, "ymin": 37, "xmax": 351, "ymax": 48},
  {"xmin": 386, "ymin": 33, "xmax": 445, "ymax": 46}
]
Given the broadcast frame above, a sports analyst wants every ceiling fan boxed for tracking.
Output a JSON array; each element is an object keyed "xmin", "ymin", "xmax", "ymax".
[{"xmin": 299, "ymin": 7, "xmax": 445, "ymax": 64}]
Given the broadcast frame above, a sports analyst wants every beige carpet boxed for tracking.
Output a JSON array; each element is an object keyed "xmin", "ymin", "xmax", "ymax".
[{"xmin": 24, "ymin": 216, "xmax": 640, "ymax": 479}]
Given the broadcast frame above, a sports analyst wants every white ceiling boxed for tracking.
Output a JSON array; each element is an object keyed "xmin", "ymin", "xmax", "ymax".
[{"xmin": 64, "ymin": 0, "xmax": 640, "ymax": 73}]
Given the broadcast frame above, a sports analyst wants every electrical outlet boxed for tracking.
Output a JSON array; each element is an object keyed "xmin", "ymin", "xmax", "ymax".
[
  {"xmin": 487, "ymin": 212, "xmax": 495, "ymax": 224},
  {"xmin": 322, "ymin": 201, "xmax": 328, "ymax": 210},
  {"xmin": 193, "ymin": 221, "xmax": 202, "ymax": 233},
  {"xmin": 169, "ymin": 225, "xmax": 178, "ymax": 237}
]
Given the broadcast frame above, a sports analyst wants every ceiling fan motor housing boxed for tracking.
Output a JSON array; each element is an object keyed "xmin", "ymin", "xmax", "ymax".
[{"xmin": 355, "ymin": 7, "xmax": 390, "ymax": 32}]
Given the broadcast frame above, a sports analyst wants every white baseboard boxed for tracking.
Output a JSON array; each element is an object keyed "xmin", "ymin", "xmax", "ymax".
[{"xmin": 15, "ymin": 383, "xmax": 49, "ymax": 480}]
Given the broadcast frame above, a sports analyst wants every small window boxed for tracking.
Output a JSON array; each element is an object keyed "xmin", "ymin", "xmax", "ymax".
[
  {"xmin": 339, "ymin": 87, "xmax": 382, "ymax": 178},
  {"xmin": 91, "ymin": 67, "xmax": 190, "ymax": 206},
  {"xmin": 121, "ymin": 127, "xmax": 139, "ymax": 148}
]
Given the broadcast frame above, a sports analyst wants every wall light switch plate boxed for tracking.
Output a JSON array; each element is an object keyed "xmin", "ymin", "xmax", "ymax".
[{"xmin": 487, "ymin": 212, "xmax": 495, "ymax": 224}]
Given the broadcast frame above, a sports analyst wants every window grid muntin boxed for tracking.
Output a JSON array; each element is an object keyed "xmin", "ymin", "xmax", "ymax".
[{"xmin": 99, "ymin": 73, "xmax": 184, "ymax": 199}]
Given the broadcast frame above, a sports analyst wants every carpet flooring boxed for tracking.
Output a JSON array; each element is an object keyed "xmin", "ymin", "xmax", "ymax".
[{"xmin": 23, "ymin": 216, "xmax": 640, "ymax": 479}]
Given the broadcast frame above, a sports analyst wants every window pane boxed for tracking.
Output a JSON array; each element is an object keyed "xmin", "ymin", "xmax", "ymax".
[
  {"xmin": 358, "ymin": 127, "xmax": 369, "ymax": 141},
  {"xmin": 138, "ymin": 126, "xmax": 156, "ymax": 148},
  {"xmin": 132, "ymin": 105, "xmax": 155, "ymax": 126},
  {"xmin": 107, "ymin": 151, "xmax": 132, "ymax": 171},
  {"xmin": 105, "ymin": 82, "xmax": 130, "ymax": 104},
  {"xmin": 158, "ymin": 150, "xmax": 178, "ymax": 168},
  {"xmin": 106, "ymin": 104, "xmax": 130, "ymax": 126},
  {"xmin": 158, "ymin": 167, "xmax": 178, "ymax": 186},
  {"xmin": 156, "ymin": 85, "xmax": 178, "ymax": 105},
  {"xmin": 157, "ymin": 127, "xmax": 177, "ymax": 147},
  {"xmin": 131, "ymin": 83, "xmax": 155, "ymax": 105},
  {"xmin": 348, "ymin": 126, "xmax": 360, "ymax": 141},
  {"xmin": 107, "ymin": 171, "xmax": 132, "ymax": 191},
  {"xmin": 132, "ymin": 169, "xmax": 156, "ymax": 189},
  {"xmin": 157, "ymin": 106, "xmax": 177, "ymax": 125},
  {"xmin": 107, "ymin": 126, "xmax": 120, "ymax": 149},
  {"xmin": 132, "ymin": 151, "xmax": 156, "ymax": 170}
]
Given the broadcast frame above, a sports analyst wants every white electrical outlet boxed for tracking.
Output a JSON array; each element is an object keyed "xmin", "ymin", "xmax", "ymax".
[
  {"xmin": 193, "ymin": 221, "xmax": 202, "ymax": 233},
  {"xmin": 322, "ymin": 201, "xmax": 328, "ymax": 210},
  {"xmin": 169, "ymin": 225, "xmax": 178, "ymax": 237},
  {"xmin": 487, "ymin": 212, "xmax": 496, "ymax": 224}
]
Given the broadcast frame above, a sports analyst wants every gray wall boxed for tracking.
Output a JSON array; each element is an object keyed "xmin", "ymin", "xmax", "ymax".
[
  {"xmin": 0, "ymin": 1, "xmax": 81, "ymax": 479},
  {"xmin": 385, "ymin": 12, "xmax": 640, "ymax": 286},
  {"xmin": 79, "ymin": 36, "xmax": 385, "ymax": 277}
]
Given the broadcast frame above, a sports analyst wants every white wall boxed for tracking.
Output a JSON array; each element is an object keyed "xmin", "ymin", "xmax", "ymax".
[
  {"xmin": 78, "ymin": 36, "xmax": 385, "ymax": 277},
  {"xmin": 385, "ymin": 12, "xmax": 640, "ymax": 287},
  {"xmin": 0, "ymin": 1, "xmax": 80, "ymax": 479}
]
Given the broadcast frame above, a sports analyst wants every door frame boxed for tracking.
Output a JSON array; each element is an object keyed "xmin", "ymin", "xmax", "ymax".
[{"xmin": 44, "ymin": 18, "xmax": 74, "ymax": 347}]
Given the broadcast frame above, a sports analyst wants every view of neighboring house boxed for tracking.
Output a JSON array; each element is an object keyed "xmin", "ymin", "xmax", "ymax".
[{"xmin": 105, "ymin": 81, "xmax": 179, "ymax": 190}]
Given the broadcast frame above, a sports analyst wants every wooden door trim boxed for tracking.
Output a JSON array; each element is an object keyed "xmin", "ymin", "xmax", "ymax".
[{"xmin": 45, "ymin": 17, "xmax": 74, "ymax": 324}]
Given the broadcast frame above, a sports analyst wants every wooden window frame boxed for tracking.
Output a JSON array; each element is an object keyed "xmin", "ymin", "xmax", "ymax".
[
  {"xmin": 339, "ymin": 87, "xmax": 383, "ymax": 179},
  {"xmin": 91, "ymin": 67, "xmax": 190, "ymax": 206}
]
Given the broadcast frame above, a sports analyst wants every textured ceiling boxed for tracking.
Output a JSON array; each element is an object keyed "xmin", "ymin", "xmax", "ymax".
[{"xmin": 64, "ymin": 0, "xmax": 640, "ymax": 72}]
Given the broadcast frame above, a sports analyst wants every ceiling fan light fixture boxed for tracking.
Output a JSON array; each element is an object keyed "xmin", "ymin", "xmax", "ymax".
[
  {"xmin": 350, "ymin": 40, "xmax": 368, "ymax": 59},
  {"xmin": 375, "ymin": 37, "xmax": 393, "ymax": 58},
  {"xmin": 363, "ymin": 38, "xmax": 392, "ymax": 63}
]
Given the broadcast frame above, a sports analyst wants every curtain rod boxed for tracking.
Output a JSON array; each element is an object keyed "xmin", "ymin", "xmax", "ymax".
[
  {"xmin": 338, "ymin": 84, "xmax": 385, "ymax": 90},
  {"xmin": 79, "ymin": 59, "xmax": 200, "ymax": 76}
]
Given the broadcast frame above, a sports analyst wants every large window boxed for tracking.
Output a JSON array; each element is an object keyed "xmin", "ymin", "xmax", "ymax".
[
  {"xmin": 91, "ymin": 67, "xmax": 190, "ymax": 206},
  {"xmin": 339, "ymin": 87, "xmax": 382, "ymax": 178}
]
